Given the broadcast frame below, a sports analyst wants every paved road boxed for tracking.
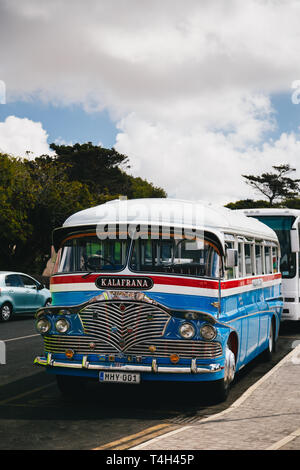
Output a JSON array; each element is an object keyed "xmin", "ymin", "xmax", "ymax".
[{"xmin": 0, "ymin": 316, "xmax": 299, "ymax": 450}]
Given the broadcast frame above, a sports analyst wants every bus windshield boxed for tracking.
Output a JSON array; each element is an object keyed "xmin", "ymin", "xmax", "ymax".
[
  {"xmin": 129, "ymin": 235, "xmax": 221, "ymax": 278},
  {"xmin": 56, "ymin": 235, "xmax": 131, "ymax": 273},
  {"xmin": 254, "ymin": 215, "xmax": 296, "ymax": 279}
]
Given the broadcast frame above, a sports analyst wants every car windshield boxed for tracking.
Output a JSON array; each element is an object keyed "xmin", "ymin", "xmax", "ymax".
[{"xmin": 56, "ymin": 235, "xmax": 131, "ymax": 273}]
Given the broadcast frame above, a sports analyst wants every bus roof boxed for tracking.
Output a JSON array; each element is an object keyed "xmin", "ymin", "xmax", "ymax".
[
  {"xmin": 240, "ymin": 207, "xmax": 300, "ymax": 218},
  {"xmin": 62, "ymin": 198, "xmax": 278, "ymax": 242}
]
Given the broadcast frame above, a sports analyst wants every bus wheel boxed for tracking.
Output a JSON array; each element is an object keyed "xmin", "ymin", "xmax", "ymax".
[
  {"xmin": 261, "ymin": 319, "xmax": 275, "ymax": 362},
  {"xmin": 56, "ymin": 375, "xmax": 86, "ymax": 398},
  {"xmin": 211, "ymin": 345, "xmax": 236, "ymax": 403}
]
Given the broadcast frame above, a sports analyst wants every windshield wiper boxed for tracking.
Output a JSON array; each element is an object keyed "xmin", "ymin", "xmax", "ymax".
[{"xmin": 82, "ymin": 272, "xmax": 94, "ymax": 279}]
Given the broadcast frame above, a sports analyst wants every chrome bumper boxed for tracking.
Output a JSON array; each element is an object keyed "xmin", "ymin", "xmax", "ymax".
[{"xmin": 34, "ymin": 354, "xmax": 222, "ymax": 374}]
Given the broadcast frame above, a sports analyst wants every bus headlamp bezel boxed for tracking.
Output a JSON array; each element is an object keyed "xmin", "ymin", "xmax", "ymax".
[
  {"xmin": 200, "ymin": 323, "xmax": 217, "ymax": 341},
  {"xmin": 36, "ymin": 317, "xmax": 51, "ymax": 335},
  {"xmin": 179, "ymin": 322, "xmax": 196, "ymax": 339},
  {"xmin": 55, "ymin": 317, "xmax": 70, "ymax": 334}
]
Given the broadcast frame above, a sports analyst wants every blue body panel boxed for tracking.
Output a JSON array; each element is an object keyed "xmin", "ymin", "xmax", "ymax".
[{"xmin": 43, "ymin": 280, "xmax": 282, "ymax": 383}]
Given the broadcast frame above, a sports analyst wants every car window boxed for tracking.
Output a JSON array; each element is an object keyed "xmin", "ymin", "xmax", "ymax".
[
  {"xmin": 20, "ymin": 275, "xmax": 38, "ymax": 288},
  {"xmin": 5, "ymin": 274, "xmax": 24, "ymax": 287}
]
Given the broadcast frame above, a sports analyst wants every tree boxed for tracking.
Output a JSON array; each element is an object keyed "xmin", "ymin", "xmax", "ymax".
[
  {"xmin": 0, "ymin": 143, "xmax": 167, "ymax": 273},
  {"xmin": 242, "ymin": 164, "xmax": 300, "ymax": 206},
  {"xmin": 50, "ymin": 142, "xmax": 166, "ymax": 199},
  {"xmin": 225, "ymin": 199, "xmax": 273, "ymax": 210},
  {"xmin": 0, "ymin": 154, "xmax": 35, "ymax": 269}
]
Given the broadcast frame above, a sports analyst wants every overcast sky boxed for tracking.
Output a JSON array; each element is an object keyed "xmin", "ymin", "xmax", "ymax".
[{"xmin": 1, "ymin": 0, "xmax": 300, "ymax": 204}]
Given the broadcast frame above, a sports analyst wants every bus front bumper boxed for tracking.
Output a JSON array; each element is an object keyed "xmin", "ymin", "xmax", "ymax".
[{"xmin": 34, "ymin": 354, "xmax": 222, "ymax": 375}]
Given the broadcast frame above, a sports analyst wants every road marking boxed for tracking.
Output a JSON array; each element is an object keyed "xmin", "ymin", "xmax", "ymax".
[
  {"xmin": 267, "ymin": 428, "xmax": 300, "ymax": 450},
  {"xmin": 0, "ymin": 382, "xmax": 55, "ymax": 405},
  {"xmin": 92, "ymin": 423, "xmax": 177, "ymax": 450},
  {"xmin": 3, "ymin": 334, "xmax": 40, "ymax": 343}
]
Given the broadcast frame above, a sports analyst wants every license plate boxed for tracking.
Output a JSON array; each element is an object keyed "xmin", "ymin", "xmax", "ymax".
[{"xmin": 99, "ymin": 371, "xmax": 140, "ymax": 384}]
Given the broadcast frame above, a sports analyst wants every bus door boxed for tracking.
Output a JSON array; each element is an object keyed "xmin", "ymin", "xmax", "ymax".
[{"xmin": 290, "ymin": 217, "xmax": 300, "ymax": 308}]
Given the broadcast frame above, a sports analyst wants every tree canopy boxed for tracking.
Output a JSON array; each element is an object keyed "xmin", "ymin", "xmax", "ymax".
[
  {"xmin": 0, "ymin": 143, "xmax": 166, "ymax": 274},
  {"xmin": 242, "ymin": 164, "xmax": 300, "ymax": 206}
]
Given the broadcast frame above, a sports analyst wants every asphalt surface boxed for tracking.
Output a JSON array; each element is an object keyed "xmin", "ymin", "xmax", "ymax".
[{"xmin": 0, "ymin": 315, "xmax": 299, "ymax": 450}]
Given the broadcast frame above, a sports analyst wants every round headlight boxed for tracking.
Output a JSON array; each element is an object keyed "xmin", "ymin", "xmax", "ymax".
[
  {"xmin": 55, "ymin": 318, "xmax": 70, "ymax": 334},
  {"xmin": 200, "ymin": 324, "xmax": 217, "ymax": 341},
  {"xmin": 179, "ymin": 322, "xmax": 196, "ymax": 339},
  {"xmin": 36, "ymin": 317, "xmax": 51, "ymax": 335}
]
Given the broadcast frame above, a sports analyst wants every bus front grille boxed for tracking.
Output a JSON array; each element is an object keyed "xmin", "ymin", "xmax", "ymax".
[
  {"xmin": 43, "ymin": 336, "xmax": 223, "ymax": 359},
  {"xmin": 43, "ymin": 301, "xmax": 223, "ymax": 360}
]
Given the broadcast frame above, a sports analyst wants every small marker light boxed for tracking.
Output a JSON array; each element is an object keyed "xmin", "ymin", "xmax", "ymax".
[
  {"xmin": 65, "ymin": 349, "xmax": 74, "ymax": 359},
  {"xmin": 170, "ymin": 354, "xmax": 180, "ymax": 364}
]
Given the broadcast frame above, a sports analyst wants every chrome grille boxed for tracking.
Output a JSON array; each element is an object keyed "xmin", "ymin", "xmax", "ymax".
[
  {"xmin": 43, "ymin": 301, "xmax": 223, "ymax": 360},
  {"xmin": 80, "ymin": 301, "xmax": 170, "ymax": 351},
  {"xmin": 43, "ymin": 335, "xmax": 222, "ymax": 359}
]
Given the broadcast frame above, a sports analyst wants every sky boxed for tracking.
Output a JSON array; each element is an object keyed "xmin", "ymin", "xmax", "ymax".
[{"xmin": 1, "ymin": 0, "xmax": 300, "ymax": 205}]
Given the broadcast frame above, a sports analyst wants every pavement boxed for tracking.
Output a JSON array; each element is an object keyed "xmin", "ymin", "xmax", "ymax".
[{"xmin": 131, "ymin": 344, "xmax": 300, "ymax": 451}]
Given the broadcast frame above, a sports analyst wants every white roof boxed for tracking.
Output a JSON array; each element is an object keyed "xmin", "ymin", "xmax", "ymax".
[
  {"xmin": 239, "ymin": 207, "xmax": 300, "ymax": 217},
  {"xmin": 63, "ymin": 198, "xmax": 278, "ymax": 244}
]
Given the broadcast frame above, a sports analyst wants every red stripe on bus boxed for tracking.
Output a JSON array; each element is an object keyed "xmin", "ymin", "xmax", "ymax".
[{"xmin": 50, "ymin": 273, "xmax": 281, "ymax": 290}]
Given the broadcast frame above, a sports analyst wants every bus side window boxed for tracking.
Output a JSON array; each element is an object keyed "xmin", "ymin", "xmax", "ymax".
[
  {"xmin": 255, "ymin": 244, "xmax": 263, "ymax": 275},
  {"xmin": 272, "ymin": 246, "xmax": 278, "ymax": 273},
  {"xmin": 245, "ymin": 243, "xmax": 254, "ymax": 276},
  {"xmin": 238, "ymin": 242, "xmax": 244, "ymax": 278},
  {"xmin": 265, "ymin": 246, "xmax": 272, "ymax": 274},
  {"xmin": 225, "ymin": 241, "xmax": 235, "ymax": 280}
]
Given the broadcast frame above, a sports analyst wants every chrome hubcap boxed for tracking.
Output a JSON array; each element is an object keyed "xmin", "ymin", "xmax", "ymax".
[
  {"xmin": 224, "ymin": 346, "xmax": 235, "ymax": 386},
  {"xmin": 1, "ymin": 305, "xmax": 11, "ymax": 320},
  {"xmin": 268, "ymin": 325, "xmax": 274, "ymax": 352}
]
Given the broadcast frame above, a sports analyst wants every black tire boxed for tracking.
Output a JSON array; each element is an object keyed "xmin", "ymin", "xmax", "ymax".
[
  {"xmin": 261, "ymin": 319, "xmax": 275, "ymax": 362},
  {"xmin": 56, "ymin": 375, "xmax": 86, "ymax": 398},
  {"xmin": 0, "ymin": 303, "xmax": 13, "ymax": 322}
]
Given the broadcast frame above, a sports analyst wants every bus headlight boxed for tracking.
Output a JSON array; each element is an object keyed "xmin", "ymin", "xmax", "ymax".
[
  {"xmin": 55, "ymin": 318, "xmax": 70, "ymax": 334},
  {"xmin": 179, "ymin": 322, "xmax": 196, "ymax": 339},
  {"xmin": 200, "ymin": 324, "xmax": 217, "ymax": 341},
  {"xmin": 36, "ymin": 317, "xmax": 51, "ymax": 335}
]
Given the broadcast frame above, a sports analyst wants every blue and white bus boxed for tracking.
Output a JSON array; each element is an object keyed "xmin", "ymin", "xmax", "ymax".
[
  {"xmin": 241, "ymin": 208, "xmax": 300, "ymax": 322},
  {"xmin": 34, "ymin": 199, "xmax": 282, "ymax": 401}
]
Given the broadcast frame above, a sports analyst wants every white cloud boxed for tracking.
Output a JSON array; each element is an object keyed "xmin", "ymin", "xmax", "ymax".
[
  {"xmin": 0, "ymin": 116, "xmax": 54, "ymax": 158},
  {"xmin": 2, "ymin": 0, "xmax": 300, "ymax": 202}
]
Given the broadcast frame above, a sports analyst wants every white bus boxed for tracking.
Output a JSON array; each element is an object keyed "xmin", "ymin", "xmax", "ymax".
[{"xmin": 241, "ymin": 208, "xmax": 300, "ymax": 321}]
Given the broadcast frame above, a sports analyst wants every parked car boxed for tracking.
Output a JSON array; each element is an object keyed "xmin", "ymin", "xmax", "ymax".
[{"xmin": 0, "ymin": 272, "xmax": 51, "ymax": 322}]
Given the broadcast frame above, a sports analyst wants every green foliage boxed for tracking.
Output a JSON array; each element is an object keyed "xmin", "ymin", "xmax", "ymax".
[
  {"xmin": 50, "ymin": 142, "xmax": 166, "ymax": 199},
  {"xmin": 0, "ymin": 143, "xmax": 167, "ymax": 273},
  {"xmin": 242, "ymin": 164, "xmax": 300, "ymax": 206},
  {"xmin": 225, "ymin": 199, "xmax": 274, "ymax": 209}
]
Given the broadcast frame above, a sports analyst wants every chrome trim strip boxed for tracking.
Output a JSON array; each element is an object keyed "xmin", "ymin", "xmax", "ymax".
[{"xmin": 34, "ymin": 356, "xmax": 221, "ymax": 374}]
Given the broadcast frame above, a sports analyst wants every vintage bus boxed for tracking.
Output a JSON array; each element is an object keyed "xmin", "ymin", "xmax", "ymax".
[
  {"xmin": 241, "ymin": 208, "xmax": 300, "ymax": 321},
  {"xmin": 34, "ymin": 198, "xmax": 282, "ymax": 401}
]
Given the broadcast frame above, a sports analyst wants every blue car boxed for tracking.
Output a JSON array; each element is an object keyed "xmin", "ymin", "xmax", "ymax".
[{"xmin": 0, "ymin": 272, "xmax": 51, "ymax": 322}]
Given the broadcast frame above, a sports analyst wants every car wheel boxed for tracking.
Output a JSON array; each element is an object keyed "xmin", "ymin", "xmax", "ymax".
[{"xmin": 0, "ymin": 303, "xmax": 13, "ymax": 322}]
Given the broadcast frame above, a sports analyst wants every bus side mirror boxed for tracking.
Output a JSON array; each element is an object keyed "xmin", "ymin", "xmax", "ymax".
[
  {"xmin": 226, "ymin": 249, "xmax": 238, "ymax": 268},
  {"xmin": 290, "ymin": 229, "xmax": 299, "ymax": 252}
]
